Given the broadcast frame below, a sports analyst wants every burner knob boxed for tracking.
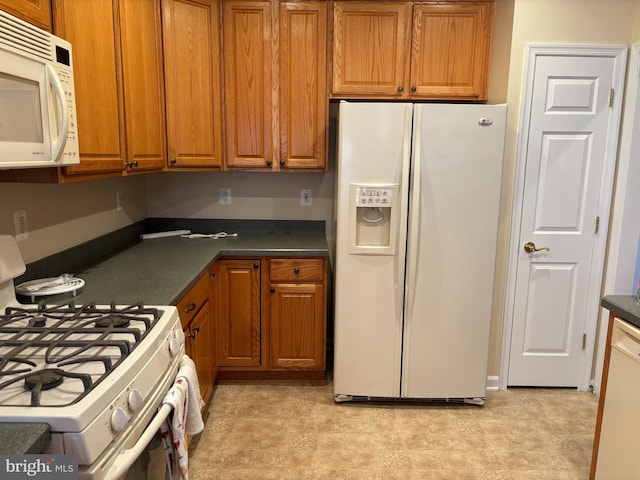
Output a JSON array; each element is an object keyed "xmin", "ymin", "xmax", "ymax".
[
  {"xmin": 128, "ymin": 389, "xmax": 144, "ymax": 412},
  {"xmin": 110, "ymin": 407, "xmax": 128, "ymax": 433},
  {"xmin": 174, "ymin": 328, "xmax": 185, "ymax": 344},
  {"xmin": 169, "ymin": 329, "xmax": 185, "ymax": 357},
  {"xmin": 169, "ymin": 338, "xmax": 181, "ymax": 357}
]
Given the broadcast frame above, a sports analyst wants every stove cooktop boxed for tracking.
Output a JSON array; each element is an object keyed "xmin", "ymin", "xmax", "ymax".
[{"xmin": 0, "ymin": 302, "xmax": 165, "ymax": 408}]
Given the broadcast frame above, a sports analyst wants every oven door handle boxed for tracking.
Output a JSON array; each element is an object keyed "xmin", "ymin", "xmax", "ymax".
[{"xmin": 108, "ymin": 403, "xmax": 172, "ymax": 479}]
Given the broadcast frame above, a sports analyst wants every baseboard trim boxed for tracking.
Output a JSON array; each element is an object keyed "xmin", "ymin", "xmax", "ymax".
[{"xmin": 486, "ymin": 375, "xmax": 500, "ymax": 391}]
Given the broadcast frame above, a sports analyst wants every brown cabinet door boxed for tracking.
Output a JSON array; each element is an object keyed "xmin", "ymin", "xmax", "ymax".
[
  {"xmin": 223, "ymin": 1, "xmax": 275, "ymax": 169},
  {"xmin": 55, "ymin": 0, "xmax": 165, "ymax": 178},
  {"xmin": 214, "ymin": 259, "xmax": 262, "ymax": 367},
  {"xmin": 268, "ymin": 283, "xmax": 326, "ymax": 370},
  {"xmin": 188, "ymin": 301, "xmax": 213, "ymax": 403},
  {"xmin": 410, "ymin": 2, "xmax": 493, "ymax": 100},
  {"xmin": 54, "ymin": 0, "xmax": 126, "ymax": 177},
  {"xmin": 0, "ymin": 0, "xmax": 51, "ymax": 31},
  {"xmin": 331, "ymin": 1, "xmax": 411, "ymax": 97},
  {"xmin": 119, "ymin": 0, "xmax": 166, "ymax": 173},
  {"xmin": 163, "ymin": 0, "xmax": 223, "ymax": 169},
  {"xmin": 279, "ymin": 2, "xmax": 327, "ymax": 170}
]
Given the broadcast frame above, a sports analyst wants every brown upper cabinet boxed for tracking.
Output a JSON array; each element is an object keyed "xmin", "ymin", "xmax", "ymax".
[
  {"xmin": 163, "ymin": 0, "xmax": 224, "ymax": 170},
  {"xmin": 54, "ymin": 0, "xmax": 166, "ymax": 180},
  {"xmin": 223, "ymin": 1, "xmax": 327, "ymax": 171},
  {"xmin": 331, "ymin": 1, "xmax": 494, "ymax": 101},
  {"xmin": 0, "ymin": 0, "xmax": 51, "ymax": 31}
]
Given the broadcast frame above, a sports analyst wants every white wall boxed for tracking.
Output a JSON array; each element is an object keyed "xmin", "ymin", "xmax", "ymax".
[{"xmin": 0, "ymin": 176, "xmax": 147, "ymax": 263}]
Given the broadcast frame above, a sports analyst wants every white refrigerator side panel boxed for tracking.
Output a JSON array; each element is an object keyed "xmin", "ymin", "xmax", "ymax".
[
  {"xmin": 401, "ymin": 104, "xmax": 507, "ymax": 399},
  {"xmin": 333, "ymin": 101, "xmax": 412, "ymax": 398}
]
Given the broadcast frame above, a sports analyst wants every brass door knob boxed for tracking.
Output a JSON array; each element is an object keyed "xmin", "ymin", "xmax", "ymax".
[{"xmin": 524, "ymin": 241, "xmax": 550, "ymax": 253}]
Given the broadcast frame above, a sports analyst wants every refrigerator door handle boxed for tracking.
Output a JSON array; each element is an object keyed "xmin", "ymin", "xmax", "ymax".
[{"xmin": 405, "ymin": 106, "xmax": 422, "ymax": 319}]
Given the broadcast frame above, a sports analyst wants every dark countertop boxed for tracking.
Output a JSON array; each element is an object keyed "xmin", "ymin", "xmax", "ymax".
[
  {"xmin": 3, "ymin": 219, "xmax": 330, "ymax": 455},
  {"xmin": 601, "ymin": 295, "xmax": 640, "ymax": 330},
  {"xmin": 0, "ymin": 423, "xmax": 51, "ymax": 454},
  {"xmin": 30, "ymin": 233, "xmax": 329, "ymax": 306},
  {"xmin": 15, "ymin": 219, "xmax": 330, "ymax": 306}
]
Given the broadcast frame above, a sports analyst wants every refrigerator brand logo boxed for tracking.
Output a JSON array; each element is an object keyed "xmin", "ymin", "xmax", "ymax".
[{"xmin": 0, "ymin": 455, "xmax": 77, "ymax": 479}]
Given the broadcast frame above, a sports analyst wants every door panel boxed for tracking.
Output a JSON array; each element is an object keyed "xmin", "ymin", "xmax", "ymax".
[
  {"xmin": 508, "ymin": 53, "xmax": 619, "ymax": 386},
  {"xmin": 401, "ymin": 104, "xmax": 506, "ymax": 399},
  {"xmin": 215, "ymin": 259, "xmax": 262, "ymax": 367},
  {"xmin": 333, "ymin": 102, "xmax": 412, "ymax": 398},
  {"xmin": 523, "ymin": 263, "xmax": 576, "ymax": 353},
  {"xmin": 223, "ymin": 1, "xmax": 274, "ymax": 168},
  {"xmin": 331, "ymin": 2, "xmax": 410, "ymax": 96}
]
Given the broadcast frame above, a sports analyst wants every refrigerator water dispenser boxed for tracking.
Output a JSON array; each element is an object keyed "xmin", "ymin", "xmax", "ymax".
[{"xmin": 348, "ymin": 185, "xmax": 398, "ymax": 255}]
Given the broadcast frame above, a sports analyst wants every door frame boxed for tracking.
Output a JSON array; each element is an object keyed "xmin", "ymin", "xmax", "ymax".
[
  {"xmin": 594, "ymin": 42, "xmax": 640, "ymax": 394},
  {"xmin": 500, "ymin": 44, "xmax": 627, "ymax": 391}
]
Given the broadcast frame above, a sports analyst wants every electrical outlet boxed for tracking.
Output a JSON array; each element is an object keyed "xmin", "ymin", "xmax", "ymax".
[
  {"xmin": 300, "ymin": 189, "xmax": 312, "ymax": 206},
  {"xmin": 116, "ymin": 192, "xmax": 123, "ymax": 212},
  {"xmin": 220, "ymin": 187, "xmax": 232, "ymax": 205},
  {"xmin": 13, "ymin": 210, "xmax": 28, "ymax": 241}
]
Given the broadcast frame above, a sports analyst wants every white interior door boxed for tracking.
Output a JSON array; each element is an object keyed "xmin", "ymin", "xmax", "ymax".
[{"xmin": 506, "ymin": 45, "xmax": 626, "ymax": 388}]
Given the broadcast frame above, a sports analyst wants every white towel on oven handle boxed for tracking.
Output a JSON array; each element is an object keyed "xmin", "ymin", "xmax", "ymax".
[
  {"xmin": 160, "ymin": 355, "xmax": 205, "ymax": 480},
  {"xmin": 178, "ymin": 355, "xmax": 205, "ymax": 434}
]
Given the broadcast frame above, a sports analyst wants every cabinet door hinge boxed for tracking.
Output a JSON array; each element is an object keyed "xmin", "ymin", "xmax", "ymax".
[
  {"xmin": 609, "ymin": 89, "xmax": 615, "ymax": 107},
  {"xmin": 595, "ymin": 216, "xmax": 600, "ymax": 234},
  {"xmin": 582, "ymin": 333, "xmax": 587, "ymax": 350}
]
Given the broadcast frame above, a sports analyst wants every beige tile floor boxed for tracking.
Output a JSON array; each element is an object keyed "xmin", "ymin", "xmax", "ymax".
[{"xmin": 188, "ymin": 380, "xmax": 598, "ymax": 480}]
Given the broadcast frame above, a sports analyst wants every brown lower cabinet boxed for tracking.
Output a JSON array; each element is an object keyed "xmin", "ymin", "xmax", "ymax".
[
  {"xmin": 212, "ymin": 256, "xmax": 327, "ymax": 382},
  {"xmin": 176, "ymin": 272, "xmax": 216, "ymax": 405},
  {"xmin": 213, "ymin": 258, "xmax": 262, "ymax": 368}
]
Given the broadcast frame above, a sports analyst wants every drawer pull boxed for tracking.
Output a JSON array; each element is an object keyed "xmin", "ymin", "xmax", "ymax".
[
  {"xmin": 293, "ymin": 268, "xmax": 300, "ymax": 274},
  {"xmin": 253, "ymin": 263, "xmax": 260, "ymax": 269},
  {"xmin": 185, "ymin": 302, "xmax": 197, "ymax": 313},
  {"xmin": 270, "ymin": 287, "xmax": 275, "ymax": 293}
]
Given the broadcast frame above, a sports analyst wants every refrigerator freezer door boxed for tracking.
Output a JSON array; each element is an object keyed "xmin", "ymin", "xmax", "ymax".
[
  {"xmin": 401, "ymin": 104, "xmax": 507, "ymax": 399},
  {"xmin": 333, "ymin": 101, "xmax": 412, "ymax": 399}
]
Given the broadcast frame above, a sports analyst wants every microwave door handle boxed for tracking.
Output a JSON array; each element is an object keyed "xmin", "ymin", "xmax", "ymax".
[{"xmin": 46, "ymin": 65, "xmax": 69, "ymax": 163}]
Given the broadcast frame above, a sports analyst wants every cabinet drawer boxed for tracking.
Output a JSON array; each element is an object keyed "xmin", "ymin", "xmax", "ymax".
[
  {"xmin": 269, "ymin": 258, "xmax": 324, "ymax": 283},
  {"xmin": 176, "ymin": 273, "xmax": 209, "ymax": 328}
]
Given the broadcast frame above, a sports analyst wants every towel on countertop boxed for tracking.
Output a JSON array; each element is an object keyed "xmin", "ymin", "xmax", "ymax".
[{"xmin": 160, "ymin": 355, "xmax": 205, "ymax": 480}]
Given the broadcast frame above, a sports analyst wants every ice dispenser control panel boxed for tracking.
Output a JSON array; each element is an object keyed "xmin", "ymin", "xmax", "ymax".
[
  {"xmin": 349, "ymin": 184, "xmax": 397, "ymax": 255},
  {"xmin": 355, "ymin": 187, "xmax": 393, "ymax": 206}
]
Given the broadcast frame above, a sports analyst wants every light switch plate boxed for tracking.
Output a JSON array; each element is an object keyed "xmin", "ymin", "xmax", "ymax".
[{"xmin": 300, "ymin": 189, "xmax": 312, "ymax": 206}]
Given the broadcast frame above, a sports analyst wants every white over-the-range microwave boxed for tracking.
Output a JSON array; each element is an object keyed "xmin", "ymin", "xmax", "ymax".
[{"xmin": 0, "ymin": 9, "xmax": 79, "ymax": 169}]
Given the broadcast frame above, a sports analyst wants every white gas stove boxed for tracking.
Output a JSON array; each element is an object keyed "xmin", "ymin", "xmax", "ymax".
[{"xmin": 0, "ymin": 236, "xmax": 185, "ymax": 479}]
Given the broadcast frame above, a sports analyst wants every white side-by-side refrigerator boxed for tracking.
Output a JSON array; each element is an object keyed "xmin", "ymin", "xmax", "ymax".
[{"xmin": 333, "ymin": 101, "xmax": 507, "ymax": 404}]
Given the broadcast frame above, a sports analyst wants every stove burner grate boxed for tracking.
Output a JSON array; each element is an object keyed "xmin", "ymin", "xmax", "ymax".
[{"xmin": 0, "ymin": 302, "xmax": 164, "ymax": 407}]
